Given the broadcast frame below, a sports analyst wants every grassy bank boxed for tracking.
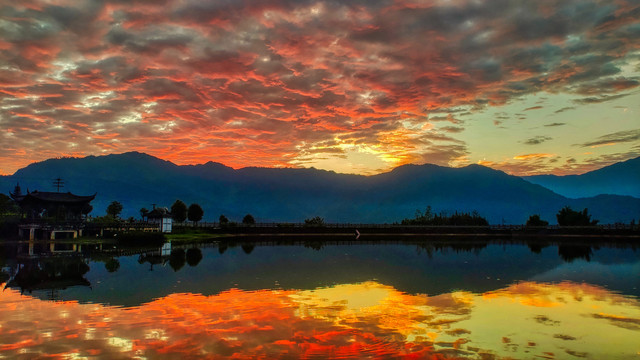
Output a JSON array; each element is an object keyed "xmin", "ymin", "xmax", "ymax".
[{"xmin": 165, "ymin": 228, "xmax": 226, "ymax": 244}]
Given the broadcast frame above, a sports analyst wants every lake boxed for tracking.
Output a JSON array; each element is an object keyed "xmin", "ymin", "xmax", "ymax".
[{"xmin": 1, "ymin": 237, "xmax": 639, "ymax": 359}]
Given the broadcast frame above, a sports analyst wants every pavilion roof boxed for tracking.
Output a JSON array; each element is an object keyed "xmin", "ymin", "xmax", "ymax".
[
  {"xmin": 19, "ymin": 191, "xmax": 96, "ymax": 203},
  {"xmin": 148, "ymin": 207, "xmax": 171, "ymax": 218}
]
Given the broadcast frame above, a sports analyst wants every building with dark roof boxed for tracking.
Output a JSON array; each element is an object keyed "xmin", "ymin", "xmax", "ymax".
[
  {"xmin": 10, "ymin": 184, "xmax": 96, "ymax": 240},
  {"xmin": 146, "ymin": 206, "xmax": 173, "ymax": 233},
  {"xmin": 11, "ymin": 190, "xmax": 95, "ymax": 221}
]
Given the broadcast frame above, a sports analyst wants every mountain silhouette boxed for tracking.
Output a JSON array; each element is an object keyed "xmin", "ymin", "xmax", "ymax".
[
  {"xmin": 2, "ymin": 152, "xmax": 638, "ymax": 224},
  {"xmin": 523, "ymin": 157, "xmax": 640, "ymax": 198}
]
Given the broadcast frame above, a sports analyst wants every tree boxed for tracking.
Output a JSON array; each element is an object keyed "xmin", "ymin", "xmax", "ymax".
[
  {"xmin": 188, "ymin": 203, "xmax": 204, "ymax": 224},
  {"xmin": 171, "ymin": 200, "xmax": 188, "ymax": 222},
  {"xmin": 106, "ymin": 201, "xmax": 123, "ymax": 218},
  {"xmin": 526, "ymin": 214, "xmax": 549, "ymax": 227},
  {"xmin": 556, "ymin": 206, "xmax": 598, "ymax": 226},
  {"xmin": 242, "ymin": 214, "xmax": 256, "ymax": 225},
  {"xmin": 140, "ymin": 208, "xmax": 149, "ymax": 221},
  {"xmin": 219, "ymin": 214, "xmax": 229, "ymax": 226},
  {"xmin": 0, "ymin": 194, "xmax": 19, "ymax": 215},
  {"xmin": 304, "ymin": 216, "xmax": 325, "ymax": 227},
  {"xmin": 400, "ymin": 207, "xmax": 488, "ymax": 226}
]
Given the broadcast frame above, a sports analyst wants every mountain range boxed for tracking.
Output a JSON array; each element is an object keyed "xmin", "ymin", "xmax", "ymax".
[
  {"xmin": 1, "ymin": 152, "xmax": 638, "ymax": 224},
  {"xmin": 523, "ymin": 157, "xmax": 640, "ymax": 198}
]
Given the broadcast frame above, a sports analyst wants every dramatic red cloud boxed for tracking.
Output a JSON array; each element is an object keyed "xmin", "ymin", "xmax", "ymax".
[{"xmin": 0, "ymin": 0, "xmax": 639, "ymax": 175}]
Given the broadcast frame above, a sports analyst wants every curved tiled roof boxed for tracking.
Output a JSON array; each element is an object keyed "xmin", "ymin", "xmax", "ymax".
[
  {"xmin": 21, "ymin": 191, "xmax": 96, "ymax": 203},
  {"xmin": 147, "ymin": 207, "xmax": 171, "ymax": 218}
]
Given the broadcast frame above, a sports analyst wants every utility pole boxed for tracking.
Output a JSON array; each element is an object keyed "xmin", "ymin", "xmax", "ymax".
[{"xmin": 53, "ymin": 178, "xmax": 64, "ymax": 192}]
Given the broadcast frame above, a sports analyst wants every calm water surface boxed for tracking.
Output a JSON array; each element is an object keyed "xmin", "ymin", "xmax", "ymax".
[{"xmin": 1, "ymin": 237, "xmax": 639, "ymax": 359}]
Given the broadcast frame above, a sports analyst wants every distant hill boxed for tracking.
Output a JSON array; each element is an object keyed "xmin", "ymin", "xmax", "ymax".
[
  {"xmin": 523, "ymin": 157, "xmax": 640, "ymax": 198},
  {"xmin": 1, "ymin": 152, "xmax": 638, "ymax": 224}
]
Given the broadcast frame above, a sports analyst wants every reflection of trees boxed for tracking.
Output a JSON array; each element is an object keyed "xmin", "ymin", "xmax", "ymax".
[
  {"xmin": 241, "ymin": 244, "xmax": 255, "ymax": 254},
  {"xmin": 416, "ymin": 242, "xmax": 487, "ymax": 257},
  {"xmin": 0, "ymin": 270, "xmax": 10, "ymax": 284},
  {"xmin": 527, "ymin": 243, "xmax": 549, "ymax": 254},
  {"xmin": 558, "ymin": 245, "xmax": 593, "ymax": 262},
  {"xmin": 186, "ymin": 248, "xmax": 203, "ymax": 267},
  {"xmin": 105, "ymin": 258, "xmax": 120, "ymax": 273},
  {"xmin": 169, "ymin": 249, "xmax": 186, "ymax": 272},
  {"xmin": 218, "ymin": 243, "xmax": 227, "ymax": 254},
  {"xmin": 138, "ymin": 253, "xmax": 168, "ymax": 271},
  {"xmin": 5, "ymin": 257, "xmax": 91, "ymax": 296},
  {"xmin": 304, "ymin": 241, "xmax": 325, "ymax": 251}
]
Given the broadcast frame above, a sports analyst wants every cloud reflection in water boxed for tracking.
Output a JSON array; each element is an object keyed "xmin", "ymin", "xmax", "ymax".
[{"xmin": 1, "ymin": 281, "xmax": 639, "ymax": 359}]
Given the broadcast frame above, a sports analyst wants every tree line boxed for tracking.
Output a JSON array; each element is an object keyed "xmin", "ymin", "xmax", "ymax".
[
  {"xmin": 526, "ymin": 206, "xmax": 599, "ymax": 227},
  {"xmin": 103, "ymin": 200, "xmax": 606, "ymax": 227},
  {"xmin": 402, "ymin": 205, "xmax": 603, "ymax": 227},
  {"xmin": 401, "ymin": 206, "xmax": 489, "ymax": 226}
]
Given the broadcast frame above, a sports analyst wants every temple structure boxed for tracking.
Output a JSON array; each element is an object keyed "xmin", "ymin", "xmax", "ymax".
[
  {"xmin": 10, "ymin": 184, "xmax": 96, "ymax": 240},
  {"xmin": 146, "ymin": 206, "xmax": 173, "ymax": 233}
]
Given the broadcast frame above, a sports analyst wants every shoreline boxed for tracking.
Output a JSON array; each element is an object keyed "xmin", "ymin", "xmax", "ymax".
[{"xmin": 171, "ymin": 225, "xmax": 640, "ymax": 239}]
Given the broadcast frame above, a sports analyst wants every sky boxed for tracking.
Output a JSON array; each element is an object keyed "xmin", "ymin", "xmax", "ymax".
[{"xmin": 1, "ymin": 0, "xmax": 639, "ymax": 176}]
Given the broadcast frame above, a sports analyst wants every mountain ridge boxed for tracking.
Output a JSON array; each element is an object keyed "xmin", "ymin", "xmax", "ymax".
[
  {"xmin": 2, "ymin": 152, "xmax": 638, "ymax": 224},
  {"xmin": 523, "ymin": 156, "xmax": 640, "ymax": 198}
]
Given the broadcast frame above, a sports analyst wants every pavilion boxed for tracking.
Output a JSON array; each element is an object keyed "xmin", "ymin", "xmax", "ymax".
[{"xmin": 10, "ymin": 184, "xmax": 96, "ymax": 240}]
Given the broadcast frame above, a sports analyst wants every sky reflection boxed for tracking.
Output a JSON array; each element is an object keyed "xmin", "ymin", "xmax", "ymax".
[{"xmin": 2, "ymin": 280, "xmax": 639, "ymax": 359}]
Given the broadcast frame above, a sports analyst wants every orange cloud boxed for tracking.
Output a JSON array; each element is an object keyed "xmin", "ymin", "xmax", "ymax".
[
  {"xmin": 1, "ymin": 0, "xmax": 639, "ymax": 174},
  {"xmin": 513, "ymin": 153, "xmax": 557, "ymax": 160}
]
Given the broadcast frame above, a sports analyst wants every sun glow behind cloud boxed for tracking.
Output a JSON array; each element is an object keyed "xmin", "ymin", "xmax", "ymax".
[{"xmin": 0, "ymin": 0, "xmax": 639, "ymax": 175}]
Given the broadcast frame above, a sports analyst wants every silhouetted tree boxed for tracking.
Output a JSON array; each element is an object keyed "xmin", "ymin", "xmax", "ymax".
[
  {"xmin": 219, "ymin": 214, "xmax": 229, "ymax": 227},
  {"xmin": 0, "ymin": 194, "xmax": 19, "ymax": 215},
  {"xmin": 106, "ymin": 201, "xmax": 123, "ymax": 218},
  {"xmin": 140, "ymin": 208, "xmax": 149, "ymax": 221},
  {"xmin": 242, "ymin": 214, "xmax": 256, "ymax": 225},
  {"xmin": 526, "ymin": 214, "xmax": 549, "ymax": 227},
  {"xmin": 186, "ymin": 248, "xmax": 203, "ymax": 267},
  {"xmin": 401, "ymin": 207, "xmax": 488, "ymax": 226},
  {"xmin": 304, "ymin": 216, "xmax": 325, "ymax": 227},
  {"xmin": 188, "ymin": 203, "xmax": 204, "ymax": 225},
  {"xmin": 556, "ymin": 206, "xmax": 598, "ymax": 226},
  {"xmin": 171, "ymin": 200, "xmax": 188, "ymax": 222}
]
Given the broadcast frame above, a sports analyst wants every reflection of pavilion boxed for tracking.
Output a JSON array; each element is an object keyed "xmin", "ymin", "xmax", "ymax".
[
  {"xmin": 10, "ymin": 183, "xmax": 95, "ymax": 240},
  {"xmin": 138, "ymin": 242, "xmax": 172, "ymax": 270},
  {"xmin": 3, "ymin": 256, "xmax": 91, "ymax": 301}
]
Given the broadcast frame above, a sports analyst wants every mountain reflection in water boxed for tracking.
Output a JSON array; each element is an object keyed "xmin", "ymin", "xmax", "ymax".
[
  {"xmin": 1, "ymin": 239, "xmax": 639, "ymax": 358},
  {"xmin": 1, "ymin": 280, "xmax": 639, "ymax": 359}
]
